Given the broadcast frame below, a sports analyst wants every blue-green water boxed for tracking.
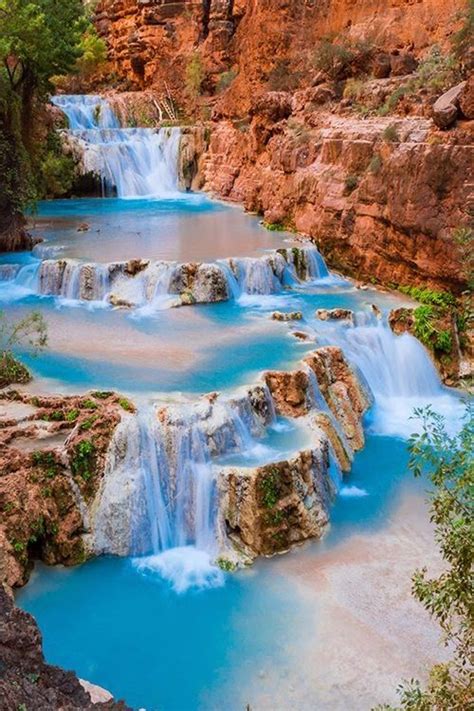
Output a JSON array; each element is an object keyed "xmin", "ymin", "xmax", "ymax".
[
  {"xmin": 6, "ymin": 194, "xmax": 459, "ymax": 710},
  {"xmin": 17, "ymin": 434, "xmax": 417, "ymax": 711}
]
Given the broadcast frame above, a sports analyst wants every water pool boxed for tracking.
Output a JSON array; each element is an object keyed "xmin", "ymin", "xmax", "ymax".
[{"xmin": 5, "ymin": 183, "xmax": 460, "ymax": 710}]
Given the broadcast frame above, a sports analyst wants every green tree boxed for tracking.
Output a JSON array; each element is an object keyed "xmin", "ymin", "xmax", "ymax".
[
  {"xmin": 0, "ymin": 0, "xmax": 86, "ymax": 248},
  {"xmin": 378, "ymin": 404, "xmax": 474, "ymax": 709}
]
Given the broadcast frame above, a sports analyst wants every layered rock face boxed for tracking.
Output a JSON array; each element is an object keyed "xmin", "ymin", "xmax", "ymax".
[
  {"xmin": 203, "ymin": 114, "xmax": 472, "ymax": 291},
  {"xmin": 93, "ymin": 0, "xmax": 472, "ymax": 291},
  {"xmin": 0, "ymin": 391, "xmax": 131, "ymax": 587},
  {"xmin": 0, "ymin": 586, "xmax": 128, "ymax": 709}
]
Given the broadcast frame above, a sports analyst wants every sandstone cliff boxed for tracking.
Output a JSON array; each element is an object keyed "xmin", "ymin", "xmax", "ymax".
[{"xmin": 90, "ymin": 0, "xmax": 473, "ymax": 292}]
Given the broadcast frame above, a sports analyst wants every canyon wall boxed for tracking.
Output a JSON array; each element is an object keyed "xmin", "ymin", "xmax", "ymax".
[{"xmin": 92, "ymin": 0, "xmax": 473, "ymax": 291}]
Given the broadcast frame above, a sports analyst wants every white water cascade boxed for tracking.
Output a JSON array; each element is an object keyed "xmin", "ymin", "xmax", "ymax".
[
  {"xmin": 321, "ymin": 315, "xmax": 462, "ymax": 438},
  {"xmin": 51, "ymin": 95, "xmax": 182, "ymax": 198},
  {"xmin": 92, "ymin": 388, "xmax": 276, "ymax": 590}
]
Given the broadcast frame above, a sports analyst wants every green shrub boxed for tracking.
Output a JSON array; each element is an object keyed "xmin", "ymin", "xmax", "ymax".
[
  {"xmin": 82, "ymin": 398, "xmax": 98, "ymax": 410},
  {"xmin": 216, "ymin": 557, "xmax": 237, "ymax": 572},
  {"xmin": 66, "ymin": 408, "xmax": 80, "ymax": 422},
  {"xmin": 40, "ymin": 151, "xmax": 76, "ymax": 198},
  {"xmin": 434, "ymin": 329, "xmax": 453, "ymax": 354},
  {"xmin": 75, "ymin": 27, "xmax": 107, "ymax": 77},
  {"xmin": 263, "ymin": 221, "xmax": 285, "ymax": 232},
  {"xmin": 344, "ymin": 174, "xmax": 359, "ymax": 194},
  {"xmin": 216, "ymin": 69, "xmax": 237, "ymax": 93},
  {"xmin": 71, "ymin": 439, "xmax": 96, "ymax": 481},
  {"xmin": 267, "ymin": 59, "xmax": 304, "ymax": 91},
  {"xmin": 80, "ymin": 415, "xmax": 98, "ymax": 431},
  {"xmin": 399, "ymin": 286, "xmax": 456, "ymax": 311},
  {"xmin": 119, "ymin": 398, "xmax": 133, "ymax": 412},
  {"xmin": 258, "ymin": 470, "xmax": 281, "ymax": 509},
  {"xmin": 186, "ymin": 53, "xmax": 205, "ymax": 97},
  {"xmin": 92, "ymin": 391, "xmax": 113, "ymax": 399},
  {"xmin": 383, "ymin": 124, "xmax": 399, "ymax": 143},
  {"xmin": 369, "ymin": 154, "xmax": 382, "ymax": 174},
  {"xmin": 314, "ymin": 39, "xmax": 354, "ymax": 78}
]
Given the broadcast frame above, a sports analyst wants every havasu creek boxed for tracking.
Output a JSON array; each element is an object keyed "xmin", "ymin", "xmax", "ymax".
[{"xmin": 0, "ymin": 3, "xmax": 472, "ymax": 711}]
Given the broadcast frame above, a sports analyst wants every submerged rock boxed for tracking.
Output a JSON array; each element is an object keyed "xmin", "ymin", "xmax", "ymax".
[
  {"xmin": 271, "ymin": 311, "xmax": 303, "ymax": 321},
  {"xmin": 316, "ymin": 308, "xmax": 354, "ymax": 323}
]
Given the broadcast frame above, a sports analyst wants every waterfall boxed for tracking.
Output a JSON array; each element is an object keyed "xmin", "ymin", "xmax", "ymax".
[
  {"xmin": 51, "ymin": 95, "xmax": 182, "ymax": 199},
  {"xmin": 0, "ymin": 262, "xmax": 40, "ymax": 302},
  {"xmin": 91, "ymin": 386, "xmax": 280, "ymax": 590},
  {"xmin": 319, "ymin": 316, "xmax": 462, "ymax": 437}
]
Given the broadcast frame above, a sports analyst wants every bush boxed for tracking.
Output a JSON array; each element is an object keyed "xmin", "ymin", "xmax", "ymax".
[
  {"xmin": 379, "ymin": 404, "xmax": 474, "ymax": 710},
  {"xmin": 0, "ymin": 311, "xmax": 47, "ymax": 386},
  {"xmin": 344, "ymin": 174, "xmax": 359, "ymax": 194},
  {"xmin": 369, "ymin": 154, "xmax": 382, "ymax": 174},
  {"xmin": 216, "ymin": 69, "xmax": 237, "ymax": 93},
  {"xmin": 314, "ymin": 39, "xmax": 354, "ymax": 78},
  {"xmin": 75, "ymin": 27, "xmax": 107, "ymax": 77},
  {"xmin": 186, "ymin": 53, "xmax": 205, "ymax": 98},
  {"xmin": 41, "ymin": 152, "xmax": 76, "ymax": 198},
  {"xmin": 267, "ymin": 59, "xmax": 304, "ymax": 91},
  {"xmin": 383, "ymin": 123, "xmax": 399, "ymax": 142}
]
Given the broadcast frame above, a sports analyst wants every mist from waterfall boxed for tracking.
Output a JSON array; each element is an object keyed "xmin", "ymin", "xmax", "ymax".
[{"xmin": 51, "ymin": 95, "xmax": 182, "ymax": 199}]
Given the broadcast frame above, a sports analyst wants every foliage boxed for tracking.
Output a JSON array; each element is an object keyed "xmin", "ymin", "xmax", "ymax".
[
  {"xmin": 383, "ymin": 124, "xmax": 399, "ymax": 143},
  {"xmin": 266, "ymin": 59, "xmax": 303, "ymax": 91},
  {"xmin": 0, "ymin": 0, "xmax": 88, "ymax": 226},
  {"xmin": 258, "ymin": 470, "xmax": 281, "ymax": 509},
  {"xmin": 399, "ymin": 286, "xmax": 456, "ymax": 311},
  {"xmin": 40, "ymin": 151, "xmax": 76, "ymax": 197},
  {"xmin": 75, "ymin": 26, "xmax": 107, "ymax": 78},
  {"xmin": 71, "ymin": 439, "xmax": 96, "ymax": 481},
  {"xmin": 216, "ymin": 557, "xmax": 237, "ymax": 572},
  {"xmin": 119, "ymin": 397, "xmax": 133, "ymax": 412},
  {"xmin": 31, "ymin": 450, "xmax": 60, "ymax": 478},
  {"xmin": 216, "ymin": 69, "xmax": 237, "ymax": 93},
  {"xmin": 313, "ymin": 38, "xmax": 354, "ymax": 78},
  {"xmin": 0, "ymin": 0, "xmax": 86, "ymax": 96},
  {"xmin": 263, "ymin": 221, "xmax": 285, "ymax": 232},
  {"xmin": 0, "ymin": 351, "xmax": 31, "ymax": 387},
  {"xmin": 369, "ymin": 154, "xmax": 383, "ymax": 174},
  {"xmin": 344, "ymin": 174, "xmax": 359, "ymax": 194},
  {"xmin": 451, "ymin": 0, "xmax": 474, "ymax": 63},
  {"xmin": 378, "ymin": 404, "xmax": 474, "ymax": 710},
  {"xmin": 415, "ymin": 46, "xmax": 460, "ymax": 91},
  {"xmin": 185, "ymin": 52, "xmax": 205, "ymax": 98},
  {"xmin": 343, "ymin": 77, "xmax": 365, "ymax": 101},
  {"xmin": 0, "ymin": 310, "xmax": 47, "ymax": 355}
]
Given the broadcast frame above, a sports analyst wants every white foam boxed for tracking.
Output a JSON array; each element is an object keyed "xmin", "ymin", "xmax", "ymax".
[
  {"xmin": 133, "ymin": 546, "xmax": 225, "ymax": 594},
  {"xmin": 340, "ymin": 486, "xmax": 369, "ymax": 498}
]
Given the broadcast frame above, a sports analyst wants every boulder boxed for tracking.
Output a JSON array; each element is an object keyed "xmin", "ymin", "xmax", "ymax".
[
  {"xmin": 316, "ymin": 308, "xmax": 354, "ymax": 323},
  {"xmin": 372, "ymin": 52, "xmax": 391, "ymax": 79},
  {"xmin": 432, "ymin": 81, "xmax": 466, "ymax": 129},
  {"xmin": 250, "ymin": 91, "xmax": 292, "ymax": 122},
  {"xmin": 271, "ymin": 311, "xmax": 303, "ymax": 321},
  {"xmin": 390, "ymin": 51, "xmax": 418, "ymax": 76}
]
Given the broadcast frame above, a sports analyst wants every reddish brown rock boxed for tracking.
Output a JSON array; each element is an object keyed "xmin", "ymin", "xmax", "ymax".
[
  {"xmin": 432, "ymin": 81, "xmax": 466, "ymax": 129},
  {"xmin": 0, "ymin": 585, "xmax": 129, "ymax": 709},
  {"xmin": 0, "ymin": 391, "xmax": 130, "ymax": 587},
  {"xmin": 459, "ymin": 74, "xmax": 474, "ymax": 119}
]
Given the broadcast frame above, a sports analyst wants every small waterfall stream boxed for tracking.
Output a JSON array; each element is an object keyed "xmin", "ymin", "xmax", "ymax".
[{"xmin": 52, "ymin": 95, "xmax": 181, "ymax": 198}]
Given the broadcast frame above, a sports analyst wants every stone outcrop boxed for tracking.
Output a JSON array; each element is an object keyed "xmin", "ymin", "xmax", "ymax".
[
  {"xmin": 432, "ymin": 81, "xmax": 467, "ymax": 129},
  {"xmin": 316, "ymin": 309, "xmax": 354, "ymax": 323},
  {"xmin": 202, "ymin": 114, "xmax": 472, "ymax": 292},
  {"xmin": 0, "ymin": 585, "xmax": 128, "ymax": 709},
  {"xmin": 0, "ymin": 391, "xmax": 131, "ymax": 587},
  {"xmin": 219, "ymin": 442, "xmax": 334, "ymax": 558}
]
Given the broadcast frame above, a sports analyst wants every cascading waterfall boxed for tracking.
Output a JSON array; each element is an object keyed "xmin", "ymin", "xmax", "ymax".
[
  {"xmin": 317, "ymin": 313, "xmax": 462, "ymax": 437},
  {"xmin": 2, "ymin": 245, "xmax": 331, "ymax": 309},
  {"xmin": 51, "ymin": 95, "xmax": 182, "ymax": 199},
  {"xmin": 93, "ymin": 388, "xmax": 276, "ymax": 590}
]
